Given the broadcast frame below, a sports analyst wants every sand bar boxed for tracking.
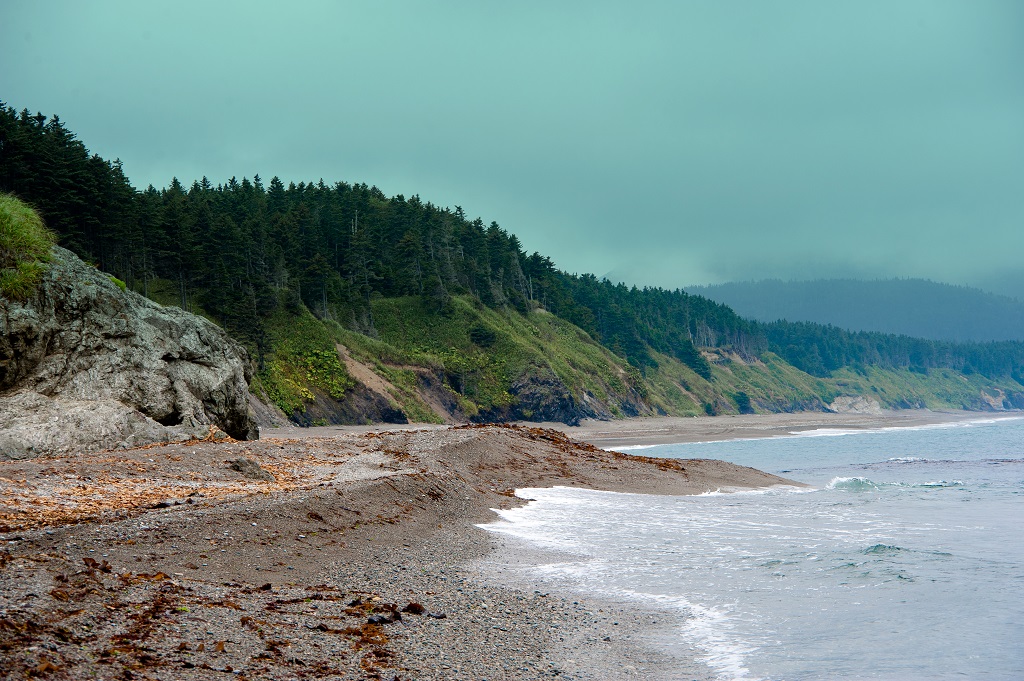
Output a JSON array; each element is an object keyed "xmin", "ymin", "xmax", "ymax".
[{"xmin": 530, "ymin": 409, "xmax": 1021, "ymax": 450}]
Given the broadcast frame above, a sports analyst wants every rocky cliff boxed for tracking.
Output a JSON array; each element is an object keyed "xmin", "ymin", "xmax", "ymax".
[{"xmin": 0, "ymin": 247, "xmax": 258, "ymax": 459}]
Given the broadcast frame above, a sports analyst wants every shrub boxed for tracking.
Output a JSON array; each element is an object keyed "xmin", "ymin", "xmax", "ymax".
[
  {"xmin": 0, "ymin": 194, "xmax": 56, "ymax": 301},
  {"xmin": 468, "ymin": 323, "xmax": 498, "ymax": 347}
]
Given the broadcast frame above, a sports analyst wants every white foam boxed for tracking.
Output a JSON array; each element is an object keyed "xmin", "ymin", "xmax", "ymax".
[
  {"xmin": 791, "ymin": 415, "xmax": 1024, "ymax": 440},
  {"xmin": 604, "ymin": 415, "xmax": 1024, "ymax": 452},
  {"xmin": 825, "ymin": 476, "xmax": 881, "ymax": 491},
  {"xmin": 477, "ymin": 424, "xmax": 1024, "ymax": 681},
  {"xmin": 612, "ymin": 443, "xmax": 661, "ymax": 451},
  {"xmin": 479, "ymin": 486, "xmax": 765, "ymax": 680},
  {"xmin": 618, "ymin": 590, "xmax": 761, "ymax": 680}
]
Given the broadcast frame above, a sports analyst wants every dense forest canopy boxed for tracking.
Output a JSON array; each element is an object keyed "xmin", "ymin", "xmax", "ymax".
[{"xmin": 3, "ymin": 102, "xmax": 1023, "ymax": 384}]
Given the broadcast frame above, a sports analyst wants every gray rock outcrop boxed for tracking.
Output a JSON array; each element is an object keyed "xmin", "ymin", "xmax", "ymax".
[
  {"xmin": 0, "ymin": 247, "xmax": 258, "ymax": 459},
  {"xmin": 827, "ymin": 395, "xmax": 883, "ymax": 415}
]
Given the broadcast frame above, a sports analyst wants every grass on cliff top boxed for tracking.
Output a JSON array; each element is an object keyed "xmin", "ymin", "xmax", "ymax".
[
  {"xmin": 362, "ymin": 295, "xmax": 645, "ymax": 419},
  {"xmin": 0, "ymin": 194, "xmax": 56, "ymax": 301}
]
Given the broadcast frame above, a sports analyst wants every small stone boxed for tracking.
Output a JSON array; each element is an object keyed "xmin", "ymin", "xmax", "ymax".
[{"xmin": 227, "ymin": 458, "xmax": 275, "ymax": 482}]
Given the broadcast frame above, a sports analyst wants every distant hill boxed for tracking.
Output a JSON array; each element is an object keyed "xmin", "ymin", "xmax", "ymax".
[{"xmin": 688, "ymin": 279, "xmax": 1024, "ymax": 342}]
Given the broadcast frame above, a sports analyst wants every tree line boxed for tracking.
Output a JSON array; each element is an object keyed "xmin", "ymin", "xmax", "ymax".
[{"xmin": 2, "ymin": 102, "xmax": 1022, "ymax": 383}]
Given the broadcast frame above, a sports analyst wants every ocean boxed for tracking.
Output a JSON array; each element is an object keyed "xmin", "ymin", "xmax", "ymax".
[{"xmin": 482, "ymin": 416, "xmax": 1024, "ymax": 680}]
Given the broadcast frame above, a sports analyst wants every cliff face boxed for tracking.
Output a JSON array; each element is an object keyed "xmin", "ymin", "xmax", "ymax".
[{"xmin": 0, "ymin": 247, "xmax": 258, "ymax": 459}]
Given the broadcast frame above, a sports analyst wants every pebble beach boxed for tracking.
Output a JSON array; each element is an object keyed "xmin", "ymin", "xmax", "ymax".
[{"xmin": 3, "ymin": 412, "xmax": 979, "ymax": 679}]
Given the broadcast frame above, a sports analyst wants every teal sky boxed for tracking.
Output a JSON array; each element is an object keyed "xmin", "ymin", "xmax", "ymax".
[{"xmin": 3, "ymin": 1, "xmax": 1023, "ymax": 294}]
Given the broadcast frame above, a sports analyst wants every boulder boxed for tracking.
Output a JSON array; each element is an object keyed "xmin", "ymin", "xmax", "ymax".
[
  {"xmin": 827, "ymin": 395, "xmax": 883, "ymax": 415},
  {"xmin": 0, "ymin": 247, "xmax": 258, "ymax": 459}
]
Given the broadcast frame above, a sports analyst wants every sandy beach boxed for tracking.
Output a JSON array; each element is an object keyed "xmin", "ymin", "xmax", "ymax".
[
  {"xmin": 0, "ymin": 410, "xmax": 1010, "ymax": 679},
  {"xmin": 535, "ymin": 409, "xmax": 1005, "ymax": 450}
]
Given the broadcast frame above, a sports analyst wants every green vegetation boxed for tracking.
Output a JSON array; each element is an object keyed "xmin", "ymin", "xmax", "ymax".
[
  {"xmin": 328, "ymin": 324, "xmax": 446, "ymax": 423},
  {"xmin": 344, "ymin": 295, "xmax": 646, "ymax": 419},
  {"xmin": 0, "ymin": 193, "xmax": 55, "ymax": 301},
  {"xmin": 2, "ymin": 102, "xmax": 1023, "ymax": 424},
  {"xmin": 826, "ymin": 365, "xmax": 1024, "ymax": 411},
  {"xmin": 257, "ymin": 306, "xmax": 355, "ymax": 416}
]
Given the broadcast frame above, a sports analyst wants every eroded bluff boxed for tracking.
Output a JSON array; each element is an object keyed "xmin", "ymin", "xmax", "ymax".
[{"xmin": 0, "ymin": 247, "xmax": 258, "ymax": 459}]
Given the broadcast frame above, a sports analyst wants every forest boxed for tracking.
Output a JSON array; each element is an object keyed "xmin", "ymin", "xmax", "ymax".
[{"xmin": 3, "ymin": 102, "xmax": 1024, "ymax": 392}]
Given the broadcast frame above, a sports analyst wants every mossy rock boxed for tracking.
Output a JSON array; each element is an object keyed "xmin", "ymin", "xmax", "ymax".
[{"xmin": 0, "ymin": 194, "xmax": 56, "ymax": 301}]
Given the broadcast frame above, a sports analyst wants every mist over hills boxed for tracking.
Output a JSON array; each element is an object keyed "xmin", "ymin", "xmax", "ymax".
[{"xmin": 689, "ymin": 279, "xmax": 1024, "ymax": 343}]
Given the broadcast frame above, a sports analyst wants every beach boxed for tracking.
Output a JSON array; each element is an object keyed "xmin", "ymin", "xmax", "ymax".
[
  {"xmin": 534, "ymin": 409, "xmax": 994, "ymax": 450},
  {"xmin": 0, "ymin": 410, "xmax": 1004, "ymax": 679}
]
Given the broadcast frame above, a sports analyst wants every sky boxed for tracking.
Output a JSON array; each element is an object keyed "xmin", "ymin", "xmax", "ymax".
[{"xmin": 3, "ymin": 1, "xmax": 1023, "ymax": 295}]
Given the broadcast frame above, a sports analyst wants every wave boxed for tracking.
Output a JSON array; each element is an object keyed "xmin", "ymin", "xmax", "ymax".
[
  {"xmin": 791, "ymin": 415, "xmax": 1024, "ymax": 440},
  {"xmin": 878, "ymin": 456, "xmax": 1024, "ymax": 466},
  {"xmin": 826, "ymin": 476, "xmax": 884, "ymax": 491},
  {"xmin": 611, "ymin": 590, "xmax": 756, "ymax": 680},
  {"xmin": 825, "ymin": 476, "xmax": 964, "ymax": 492},
  {"xmin": 863, "ymin": 543, "xmax": 904, "ymax": 555}
]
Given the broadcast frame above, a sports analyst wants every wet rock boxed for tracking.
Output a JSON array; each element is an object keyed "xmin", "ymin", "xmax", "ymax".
[{"xmin": 0, "ymin": 247, "xmax": 258, "ymax": 459}]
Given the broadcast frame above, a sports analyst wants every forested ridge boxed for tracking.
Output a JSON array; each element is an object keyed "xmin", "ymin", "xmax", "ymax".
[
  {"xmin": 691, "ymin": 279, "xmax": 1024, "ymax": 343},
  {"xmin": 3, "ymin": 102, "xmax": 1023, "ymax": 406}
]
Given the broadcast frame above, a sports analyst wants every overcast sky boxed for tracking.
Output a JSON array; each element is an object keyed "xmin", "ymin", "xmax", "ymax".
[{"xmin": 3, "ymin": 1, "xmax": 1023, "ymax": 295}]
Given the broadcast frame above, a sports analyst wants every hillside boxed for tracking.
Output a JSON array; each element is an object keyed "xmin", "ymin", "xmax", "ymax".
[
  {"xmin": 689, "ymin": 278, "xmax": 1024, "ymax": 342},
  {"xmin": 3, "ymin": 103, "xmax": 1024, "ymax": 426}
]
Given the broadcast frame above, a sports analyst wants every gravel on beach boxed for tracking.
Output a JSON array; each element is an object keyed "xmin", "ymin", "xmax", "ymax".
[{"xmin": 0, "ymin": 423, "xmax": 797, "ymax": 680}]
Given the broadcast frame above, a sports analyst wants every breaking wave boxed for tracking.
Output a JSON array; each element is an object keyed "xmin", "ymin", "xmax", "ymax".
[{"xmin": 825, "ymin": 476, "xmax": 964, "ymax": 491}]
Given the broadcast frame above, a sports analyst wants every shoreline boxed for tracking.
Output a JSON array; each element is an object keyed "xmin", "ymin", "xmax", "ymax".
[
  {"xmin": 472, "ymin": 523, "xmax": 713, "ymax": 680},
  {"xmin": 0, "ymin": 424, "xmax": 783, "ymax": 680},
  {"xmin": 2, "ymin": 411, "xmax": 1018, "ymax": 678},
  {"xmin": 257, "ymin": 409, "xmax": 1021, "ymax": 453},
  {"xmin": 524, "ymin": 409, "xmax": 1022, "ymax": 450}
]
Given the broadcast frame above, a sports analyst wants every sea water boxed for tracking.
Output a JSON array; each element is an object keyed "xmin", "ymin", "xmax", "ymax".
[{"xmin": 482, "ymin": 416, "xmax": 1024, "ymax": 680}]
